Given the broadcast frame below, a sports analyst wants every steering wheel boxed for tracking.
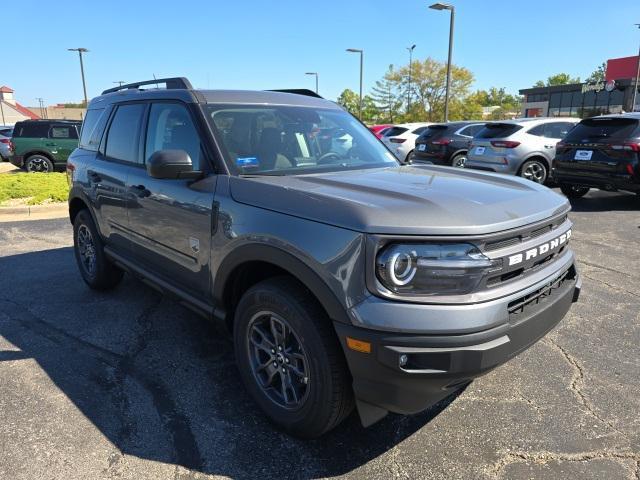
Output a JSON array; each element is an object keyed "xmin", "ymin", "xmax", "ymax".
[{"xmin": 317, "ymin": 152, "xmax": 342, "ymax": 165}]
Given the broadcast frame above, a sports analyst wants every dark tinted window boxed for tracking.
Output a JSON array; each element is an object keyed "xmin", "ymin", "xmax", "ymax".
[
  {"xmin": 105, "ymin": 104, "xmax": 145, "ymax": 163},
  {"xmin": 49, "ymin": 125, "xmax": 78, "ymax": 139},
  {"xmin": 476, "ymin": 123, "xmax": 523, "ymax": 139},
  {"xmin": 527, "ymin": 124, "xmax": 545, "ymax": 137},
  {"xmin": 79, "ymin": 108, "xmax": 110, "ymax": 152},
  {"xmin": 384, "ymin": 127, "xmax": 408, "ymax": 137},
  {"xmin": 412, "ymin": 126, "xmax": 428, "ymax": 135},
  {"xmin": 145, "ymin": 103, "xmax": 202, "ymax": 169},
  {"xmin": 544, "ymin": 122, "xmax": 574, "ymax": 139},
  {"xmin": 461, "ymin": 124, "xmax": 484, "ymax": 137},
  {"xmin": 15, "ymin": 122, "xmax": 49, "ymax": 138},
  {"xmin": 564, "ymin": 118, "xmax": 640, "ymax": 143},
  {"xmin": 0, "ymin": 128, "xmax": 12, "ymax": 137},
  {"xmin": 419, "ymin": 124, "xmax": 448, "ymax": 139}
]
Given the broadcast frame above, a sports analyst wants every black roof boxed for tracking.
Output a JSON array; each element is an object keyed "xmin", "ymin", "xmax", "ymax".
[
  {"xmin": 15, "ymin": 119, "xmax": 82, "ymax": 124},
  {"xmin": 89, "ymin": 76, "xmax": 339, "ymax": 110}
]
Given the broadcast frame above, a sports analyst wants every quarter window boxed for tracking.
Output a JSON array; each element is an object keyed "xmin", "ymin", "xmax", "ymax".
[
  {"xmin": 105, "ymin": 104, "xmax": 145, "ymax": 163},
  {"xmin": 79, "ymin": 108, "xmax": 110, "ymax": 151},
  {"xmin": 145, "ymin": 103, "xmax": 202, "ymax": 169},
  {"xmin": 544, "ymin": 122, "xmax": 574, "ymax": 139}
]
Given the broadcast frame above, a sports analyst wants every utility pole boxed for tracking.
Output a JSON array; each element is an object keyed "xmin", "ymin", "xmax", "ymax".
[
  {"xmin": 632, "ymin": 24, "xmax": 640, "ymax": 112},
  {"xmin": 0, "ymin": 99, "xmax": 5, "ymax": 125},
  {"xmin": 429, "ymin": 3, "xmax": 455, "ymax": 122},
  {"xmin": 68, "ymin": 48, "xmax": 89, "ymax": 105},
  {"xmin": 407, "ymin": 45, "xmax": 416, "ymax": 113},
  {"xmin": 346, "ymin": 48, "xmax": 364, "ymax": 119},
  {"xmin": 36, "ymin": 98, "xmax": 45, "ymax": 119}
]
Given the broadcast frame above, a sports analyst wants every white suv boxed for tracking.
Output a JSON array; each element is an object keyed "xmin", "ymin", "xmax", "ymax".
[
  {"xmin": 465, "ymin": 117, "xmax": 579, "ymax": 184},
  {"xmin": 381, "ymin": 123, "xmax": 431, "ymax": 162}
]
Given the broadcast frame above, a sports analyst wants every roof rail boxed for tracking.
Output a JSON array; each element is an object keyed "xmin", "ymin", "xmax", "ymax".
[
  {"xmin": 267, "ymin": 89, "xmax": 324, "ymax": 99},
  {"xmin": 102, "ymin": 77, "xmax": 193, "ymax": 95}
]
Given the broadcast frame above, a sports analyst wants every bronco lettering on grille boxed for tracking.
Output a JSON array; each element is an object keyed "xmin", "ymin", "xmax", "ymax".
[{"xmin": 508, "ymin": 229, "xmax": 571, "ymax": 267}]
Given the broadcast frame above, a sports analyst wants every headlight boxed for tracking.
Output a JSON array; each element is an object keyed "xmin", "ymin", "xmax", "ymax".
[{"xmin": 375, "ymin": 243, "xmax": 501, "ymax": 296}]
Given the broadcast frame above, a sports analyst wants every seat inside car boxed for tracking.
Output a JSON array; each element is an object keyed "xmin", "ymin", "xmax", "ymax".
[{"xmin": 258, "ymin": 127, "xmax": 293, "ymax": 170}]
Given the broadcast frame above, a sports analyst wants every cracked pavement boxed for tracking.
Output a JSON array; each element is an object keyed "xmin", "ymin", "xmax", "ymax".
[{"xmin": 0, "ymin": 189, "xmax": 638, "ymax": 479}]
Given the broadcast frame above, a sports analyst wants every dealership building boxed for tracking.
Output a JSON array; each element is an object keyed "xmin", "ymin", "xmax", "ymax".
[{"xmin": 519, "ymin": 56, "xmax": 640, "ymax": 118}]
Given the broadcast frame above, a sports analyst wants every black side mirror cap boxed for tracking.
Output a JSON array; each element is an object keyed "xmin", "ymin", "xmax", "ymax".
[{"xmin": 147, "ymin": 150, "xmax": 202, "ymax": 179}]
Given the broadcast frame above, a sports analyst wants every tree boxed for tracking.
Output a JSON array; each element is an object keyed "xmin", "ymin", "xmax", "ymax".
[
  {"xmin": 370, "ymin": 65, "xmax": 403, "ymax": 123},
  {"xmin": 336, "ymin": 89, "xmax": 360, "ymax": 116},
  {"xmin": 534, "ymin": 73, "xmax": 581, "ymax": 87},
  {"xmin": 586, "ymin": 62, "xmax": 607, "ymax": 83}
]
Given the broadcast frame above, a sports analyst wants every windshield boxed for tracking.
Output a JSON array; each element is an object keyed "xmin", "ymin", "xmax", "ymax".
[{"xmin": 205, "ymin": 105, "xmax": 398, "ymax": 175}]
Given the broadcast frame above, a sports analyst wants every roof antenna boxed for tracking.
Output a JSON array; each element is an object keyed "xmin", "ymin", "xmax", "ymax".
[{"xmin": 152, "ymin": 73, "xmax": 159, "ymax": 89}]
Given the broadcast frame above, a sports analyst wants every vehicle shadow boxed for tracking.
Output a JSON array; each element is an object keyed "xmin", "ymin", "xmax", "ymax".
[
  {"xmin": 561, "ymin": 190, "xmax": 640, "ymax": 213},
  {"xmin": 0, "ymin": 246, "xmax": 462, "ymax": 479}
]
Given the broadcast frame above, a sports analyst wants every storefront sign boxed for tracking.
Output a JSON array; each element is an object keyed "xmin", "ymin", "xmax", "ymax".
[{"xmin": 581, "ymin": 81, "xmax": 605, "ymax": 94}]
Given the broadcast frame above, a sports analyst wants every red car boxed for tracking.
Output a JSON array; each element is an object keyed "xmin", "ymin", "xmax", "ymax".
[{"xmin": 369, "ymin": 124, "xmax": 392, "ymax": 139}]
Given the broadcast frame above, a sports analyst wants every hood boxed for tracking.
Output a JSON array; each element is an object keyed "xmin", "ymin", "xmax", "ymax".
[{"xmin": 229, "ymin": 166, "xmax": 570, "ymax": 235}]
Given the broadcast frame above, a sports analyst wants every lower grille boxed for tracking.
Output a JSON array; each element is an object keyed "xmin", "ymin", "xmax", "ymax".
[{"xmin": 508, "ymin": 266, "xmax": 575, "ymax": 316}]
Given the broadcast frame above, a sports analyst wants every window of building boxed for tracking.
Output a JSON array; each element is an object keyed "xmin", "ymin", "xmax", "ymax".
[
  {"xmin": 549, "ymin": 92, "xmax": 562, "ymax": 108},
  {"xmin": 105, "ymin": 104, "xmax": 145, "ymax": 163},
  {"xmin": 548, "ymin": 107, "xmax": 560, "ymax": 117}
]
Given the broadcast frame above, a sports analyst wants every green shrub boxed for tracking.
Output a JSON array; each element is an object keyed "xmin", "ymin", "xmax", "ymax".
[{"xmin": 0, "ymin": 172, "xmax": 69, "ymax": 205}]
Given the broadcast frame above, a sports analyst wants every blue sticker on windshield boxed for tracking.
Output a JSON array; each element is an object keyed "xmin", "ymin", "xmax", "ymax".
[{"xmin": 236, "ymin": 156, "xmax": 260, "ymax": 168}]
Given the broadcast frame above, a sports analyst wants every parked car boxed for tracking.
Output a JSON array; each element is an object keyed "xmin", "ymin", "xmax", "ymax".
[
  {"xmin": 465, "ymin": 118, "xmax": 579, "ymax": 184},
  {"xmin": 369, "ymin": 124, "xmax": 392, "ymax": 139},
  {"xmin": 553, "ymin": 113, "xmax": 640, "ymax": 198},
  {"xmin": 0, "ymin": 126, "xmax": 13, "ymax": 161},
  {"xmin": 9, "ymin": 119, "xmax": 81, "ymax": 172},
  {"xmin": 68, "ymin": 77, "xmax": 579, "ymax": 438},
  {"xmin": 412, "ymin": 121, "xmax": 486, "ymax": 167},
  {"xmin": 381, "ymin": 123, "xmax": 432, "ymax": 162}
]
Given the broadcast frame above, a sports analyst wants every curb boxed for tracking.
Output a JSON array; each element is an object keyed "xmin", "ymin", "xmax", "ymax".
[{"xmin": 0, "ymin": 203, "xmax": 68, "ymax": 218}]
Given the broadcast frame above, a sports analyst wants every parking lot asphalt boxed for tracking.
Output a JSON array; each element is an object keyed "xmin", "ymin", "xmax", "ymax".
[{"xmin": 0, "ymin": 189, "xmax": 639, "ymax": 480}]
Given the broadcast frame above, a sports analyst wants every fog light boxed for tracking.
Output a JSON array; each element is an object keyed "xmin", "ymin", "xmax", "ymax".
[{"xmin": 399, "ymin": 354, "xmax": 409, "ymax": 367}]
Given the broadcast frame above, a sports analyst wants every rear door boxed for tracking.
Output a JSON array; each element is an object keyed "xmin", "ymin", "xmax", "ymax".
[
  {"xmin": 47, "ymin": 124, "xmax": 79, "ymax": 164},
  {"xmin": 127, "ymin": 101, "xmax": 215, "ymax": 300},
  {"xmin": 555, "ymin": 117, "xmax": 640, "ymax": 177}
]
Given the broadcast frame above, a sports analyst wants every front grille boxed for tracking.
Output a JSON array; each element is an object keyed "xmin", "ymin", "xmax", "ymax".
[
  {"xmin": 483, "ymin": 214, "xmax": 567, "ymax": 252},
  {"xmin": 508, "ymin": 266, "xmax": 574, "ymax": 317}
]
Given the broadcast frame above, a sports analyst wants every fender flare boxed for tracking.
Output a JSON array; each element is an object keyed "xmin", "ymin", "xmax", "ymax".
[
  {"xmin": 521, "ymin": 153, "xmax": 551, "ymax": 171},
  {"xmin": 67, "ymin": 187, "xmax": 100, "ymax": 233},
  {"xmin": 213, "ymin": 243, "xmax": 351, "ymax": 325}
]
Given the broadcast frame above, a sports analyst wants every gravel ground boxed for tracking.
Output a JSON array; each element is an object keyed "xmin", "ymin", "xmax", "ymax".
[{"xmin": 0, "ymin": 189, "xmax": 638, "ymax": 479}]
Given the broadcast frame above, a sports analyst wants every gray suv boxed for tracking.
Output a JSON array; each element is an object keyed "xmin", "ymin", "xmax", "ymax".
[
  {"xmin": 67, "ymin": 78, "xmax": 581, "ymax": 438},
  {"xmin": 466, "ymin": 117, "xmax": 579, "ymax": 183}
]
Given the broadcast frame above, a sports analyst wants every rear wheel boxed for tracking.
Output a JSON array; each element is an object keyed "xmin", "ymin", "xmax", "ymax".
[
  {"xmin": 73, "ymin": 210, "xmax": 124, "ymax": 290},
  {"xmin": 560, "ymin": 185, "xmax": 590, "ymax": 198},
  {"xmin": 452, "ymin": 153, "xmax": 467, "ymax": 168},
  {"xmin": 519, "ymin": 159, "xmax": 548, "ymax": 184},
  {"xmin": 234, "ymin": 277, "xmax": 353, "ymax": 438},
  {"xmin": 405, "ymin": 150, "xmax": 414, "ymax": 164},
  {"xmin": 26, "ymin": 154, "xmax": 54, "ymax": 173}
]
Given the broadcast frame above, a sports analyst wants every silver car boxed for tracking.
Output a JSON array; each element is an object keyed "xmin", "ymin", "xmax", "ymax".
[
  {"xmin": 0, "ymin": 126, "xmax": 12, "ymax": 161},
  {"xmin": 465, "ymin": 118, "xmax": 579, "ymax": 183}
]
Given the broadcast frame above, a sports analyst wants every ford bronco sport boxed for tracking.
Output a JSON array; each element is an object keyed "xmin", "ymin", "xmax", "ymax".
[
  {"xmin": 11, "ymin": 119, "xmax": 81, "ymax": 172},
  {"xmin": 67, "ymin": 77, "xmax": 581, "ymax": 438}
]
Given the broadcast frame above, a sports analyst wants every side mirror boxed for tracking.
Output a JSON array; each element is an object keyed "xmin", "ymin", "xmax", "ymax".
[{"xmin": 147, "ymin": 150, "xmax": 201, "ymax": 179}]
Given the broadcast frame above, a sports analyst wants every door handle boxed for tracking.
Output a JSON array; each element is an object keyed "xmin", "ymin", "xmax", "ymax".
[
  {"xmin": 129, "ymin": 184, "xmax": 150, "ymax": 198},
  {"xmin": 45, "ymin": 142, "xmax": 57, "ymax": 146},
  {"xmin": 544, "ymin": 145, "xmax": 555, "ymax": 149}
]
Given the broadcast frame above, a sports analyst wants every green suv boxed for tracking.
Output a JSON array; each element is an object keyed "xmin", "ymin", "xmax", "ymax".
[{"xmin": 10, "ymin": 119, "xmax": 81, "ymax": 172}]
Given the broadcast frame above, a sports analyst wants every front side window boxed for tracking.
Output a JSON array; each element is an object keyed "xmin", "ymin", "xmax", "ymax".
[
  {"xmin": 105, "ymin": 104, "xmax": 145, "ymax": 163},
  {"xmin": 145, "ymin": 103, "xmax": 202, "ymax": 169},
  {"xmin": 206, "ymin": 105, "xmax": 398, "ymax": 175},
  {"xmin": 49, "ymin": 125, "xmax": 78, "ymax": 139}
]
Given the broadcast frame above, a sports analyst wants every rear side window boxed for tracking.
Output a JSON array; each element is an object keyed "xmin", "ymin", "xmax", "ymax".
[
  {"xmin": 384, "ymin": 127, "xmax": 408, "ymax": 137},
  {"xmin": 458, "ymin": 124, "xmax": 484, "ymax": 137},
  {"xmin": 544, "ymin": 122, "xmax": 574, "ymax": 139},
  {"xmin": 476, "ymin": 123, "xmax": 523, "ymax": 139},
  {"xmin": 0, "ymin": 128, "xmax": 12, "ymax": 137},
  {"xmin": 412, "ymin": 126, "xmax": 428, "ymax": 135},
  {"xmin": 49, "ymin": 125, "xmax": 78, "ymax": 139},
  {"xmin": 564, "ymin": 118, "xmax": 640, "ymax": 143},
  {"xmin": 15, "ymin": 123, "xmax": 49, "ymax": 138},
  {"xmin": 420, "ymin": 125, "xmax": 448, "ymax": 139},
  {"xmin": 105, "ymin": 104, "xmax": 145, "ymax": 163},
  {"xmin": 79, "ymin": 109, "xmax": 110, "ymax": 151}
]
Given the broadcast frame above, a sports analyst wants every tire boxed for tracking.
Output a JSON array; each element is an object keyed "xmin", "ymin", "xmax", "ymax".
[
  {"xmin": 519, "ymin": 159, "xmax": 548, "ymax": 184},
  {"xmin": 405, "ymin": 150, "xmax": 414, "ymax": 164},
  {"xmin": 25, "ymin": 154, "xmax": 54, "ymax": 173},
  {"xmin": 233, "ymin": 276, "xmax": 354, "ymax": 438},
  {"xmin": 560, "ymin": 185, "xmax": 590, "ymax": 199},
  {"xmin": 451, "ymin": 153, "xmax": 467, "ymax": 168},
  {"xmin": 73, "ymin": 209, "xmax": 124, "ymax": 290}
]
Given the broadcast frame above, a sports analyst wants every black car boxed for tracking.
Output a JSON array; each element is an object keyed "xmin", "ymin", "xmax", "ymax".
[
  {"xmin": 553, "ymin": 113, "xmax": 640, "ymax": 198},
  {"xmin": 411, "ymin": 121, "xmax": 486, "ymax": 167}
]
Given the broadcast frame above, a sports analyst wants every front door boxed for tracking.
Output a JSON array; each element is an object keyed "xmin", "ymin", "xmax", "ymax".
[
  {"xmin": 127, "ymin": 101, "xmax": 215, "ymax": 301},
  {"xmin": 47, "ymin": 124, "xmax": 79, "ymax": 164}
]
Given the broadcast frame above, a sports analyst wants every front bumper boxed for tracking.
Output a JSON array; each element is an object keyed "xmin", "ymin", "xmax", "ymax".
[{"xmin": 335, "ymin": 265, "xmax": 580, "ymax": 426}]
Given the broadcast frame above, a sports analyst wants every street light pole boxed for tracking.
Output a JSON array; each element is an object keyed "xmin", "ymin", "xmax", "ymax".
[
  {"xmin": 407, "ymin": 45, "xmax": 416, "ymax": 113},
  {"xmin": 68, "ymin": 48, "xmax": 89, "ymax": 106},
  {"xmin": 632, "ymin": 24, "xmax": 640, "ymax": 113},
  {"xmin": 429, "ymin": 3, "xmax": 455, "ymax": 122},
  {"xmin": 346, "ymin": 48, "xmax": 364, "ymax": 119},
  {"xmin": 113, "ymin": 81, "xmax": 125, "ymax": 87},
  {"xmin": 305, "ymin": 72, "xmax": 319, "ymax": 94}
]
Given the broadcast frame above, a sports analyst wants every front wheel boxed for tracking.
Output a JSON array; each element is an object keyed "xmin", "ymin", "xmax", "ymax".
[
  {"xmin": 234, "ymin": 277, "xmax": 353, "ymax": 438},
  {"xmin": 26, "ymin": 154, "xmax": 54, "ymax": 173},
  {"xmin": 560, "ymin": 185, "xmax": 590, "ymax": 198},
  {"xmin": 520, "ymin": 159, "xmax": 548, "ymax": 184},
  {"xmin": 452, "ymin": 153, "xmax": 467, "ymax": 168}
]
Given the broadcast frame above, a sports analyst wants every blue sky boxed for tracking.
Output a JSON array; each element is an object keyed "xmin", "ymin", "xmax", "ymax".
[{"xmin": 6, "ymin": 0, "xmax": 640, "ymax": 106}]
